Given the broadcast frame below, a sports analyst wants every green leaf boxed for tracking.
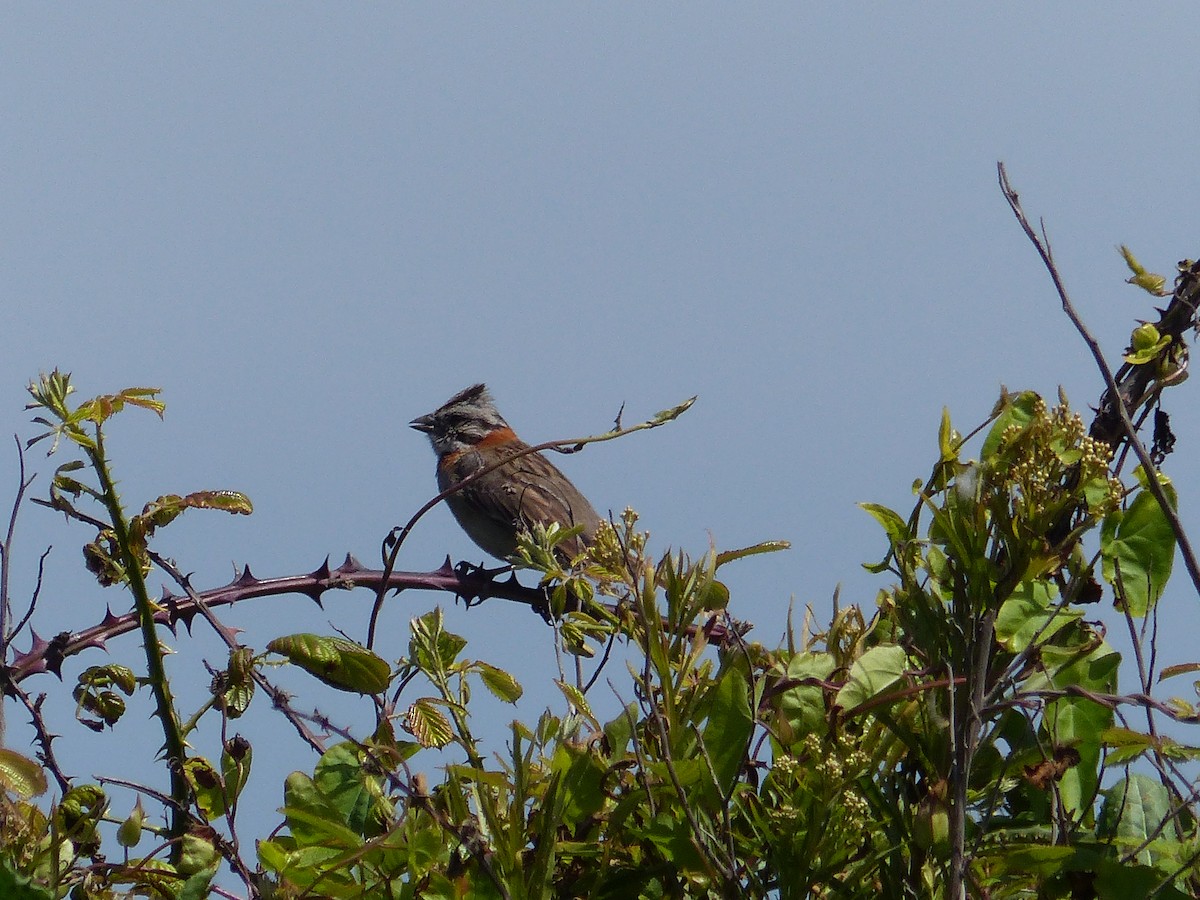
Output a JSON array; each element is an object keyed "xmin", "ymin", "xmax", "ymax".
[
  {"xmin": 1099, "ymin": 774, "xmax": 1176, "ymax": 866},
  {"xmin": 216, "ymin": 647, "xmax": 255, "ymax": 718},
  {"xmin": 938, "ymin": 406, "xmax": 958, "ymax": 462},
  {"xmin": 859, "ymin": 503, "xmax": 910, "ymax": 547},
  {"xmin": 995, "ymin": 580, "xmax": 1081, "ymax": 653},
  {"xmin": 1101, "ymin": 481, "xmax": 1177, "ymax": 616},
  {"xmin": 0, "ymin": 748, "xmax": 48, "ymax": 799},
  {"xmin": 313, "ymin": 742, "xmax": 385, "ymax": 837},
  {"xmin": 777, "ymin": 651, "xmax": 836, "ymax": 739},
  {"xmin": 701, "ymin": 666, "xmax": 754, "ymax": 796},
  {"xmin": 714, "ymin": 540, "xmax": 791, "ymax": 568},
  {"xmin": 1159, "ymin": 661, "xmax": 1200, "ymax": 682},
  {"xmin": 475, "ymin": 661, "xmax": 523, "ymax": 704},
  {"xmin": 696, "ymin": 577, "xmax": 730, "ymax": 611},
  {"xmin": 983, "ymin": 843, "xmax": 1083, "ymax": 877},
  {"xmin": 1120, "ymin": 244, "xmax": 1168, "ymax": 295},
  {"xmin": 602, "ymin": 703, "xmax": 637, "ymax": 757},
  {"xmin": 177, "ymin": 829, "xmax": 220, "ymax": 878},
  {"xmin": 184, "ymin": 757, "xmax": 227, "ymax": 820},
  {"xmin": 651, "ymin": 395, "xmax": 697, "ymax": 424},
  {"xmin": 1123, "ymin": 324, "xmax": 1171, "ymax": 365},
  {"xmin": 550, "ymin": 743, "xmax": 607, "ymax": 825},
  {"xmin": 981, "ymin": 390, "xmax": 1042, "ymax": 460},
  {"xmin": 405, "ymin": 698, "xmax": 455, "ymax": 749},
  {"xmin": 1100, "ymin": 727, "xmax": 1154, "ymax": 766},
  {"xmin": 860, "ymin": 502, "xmax": 910, "ymax": 572},
  {"xmin": 555, "ymin": 679, "xmax": 600, "ymax": 731},
  {"xmin": 267, "ymin": 634, "xmax": 391, "ymax": 694},
  {"xmin": 1044, "ymin": 698, "xmax": 1111, "ymax": 818},
  {"xmin": 1093, "ymin": 860, "xmax": 1192, "ymax": 900},
  {"xmin": 281, "ymin": 772, "xmax": 353, "ymax": 845},
  {"xmin": 409, "ymin": 608, "xmax": 468, "ymax": 675},
  {"xmin": 0, "ymin": 856, "xmax": 55, "ymax": 900},
  {"xmin": 835, "ymin": 645, "xmax": 908, "ymax": 712},
  {"xmin": 134, "ymin": 490, "xmax": 253, "ymax": 543}
]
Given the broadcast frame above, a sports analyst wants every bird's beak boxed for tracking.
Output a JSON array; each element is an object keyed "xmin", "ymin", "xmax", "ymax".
[{"xmin": 409, "ymin": 415, "xmax": 435, "ymax": 433}]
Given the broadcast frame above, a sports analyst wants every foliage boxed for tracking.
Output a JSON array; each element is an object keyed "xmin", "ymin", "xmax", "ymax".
[{"xmin": 2, "ymin": 248, "xmax": 1200, "ymax": 897}]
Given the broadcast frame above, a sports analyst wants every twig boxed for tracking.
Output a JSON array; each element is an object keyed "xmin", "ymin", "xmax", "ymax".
[
  {"xmin": 1, "ymin": 435, "xmax": 37, "ymax": 646},
  {"xmin": 8, "ymin": 682, "xmax": 71, "ymax": 794}
]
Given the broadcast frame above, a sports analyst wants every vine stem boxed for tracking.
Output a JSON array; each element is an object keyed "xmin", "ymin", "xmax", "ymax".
[{"xmin": 88, "ymin": 428, "xmax": 189, "ymax": 859}]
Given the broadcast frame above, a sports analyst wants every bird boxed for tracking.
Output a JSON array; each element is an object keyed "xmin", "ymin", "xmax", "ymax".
[{"xmin": 410, "ymin": 383, "xmax": 602, "ymax": 564}]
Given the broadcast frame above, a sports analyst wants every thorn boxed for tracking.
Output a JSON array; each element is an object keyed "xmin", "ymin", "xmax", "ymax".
[
  {"xmin": 310, "ymin": 556, "xmax": 332, "ymax": 580},
  {"xmin": 234, "ymin": 565, "xmax": 257, "ymax": 586},
  {"xmin": 340, "ymin": 553, "xmax": 363, "ymax": 572},
  {"xmin": 154, "ymin": 604, "xmax": 178, "ymax": 633},
  {"xmin": 436, "ymin": 556, "xmax": 455, "ymax": 576},
  {"xmin": 177, "ymin": 605, "xmax": 200, "ymax": 632}
]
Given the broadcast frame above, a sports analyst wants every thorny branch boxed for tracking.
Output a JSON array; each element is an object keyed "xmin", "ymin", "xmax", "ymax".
[{"xmin": 1, "ymin": 555, "xmax": 748, "ymax": 689}]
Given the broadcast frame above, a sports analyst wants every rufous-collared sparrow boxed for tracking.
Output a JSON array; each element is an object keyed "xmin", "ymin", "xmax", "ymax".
[{"xmin": 410, "ymin": 383, "xmax": 602, "ymax": 563}]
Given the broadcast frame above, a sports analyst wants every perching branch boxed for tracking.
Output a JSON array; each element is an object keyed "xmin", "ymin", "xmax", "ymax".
[{"xmin": 2, "ymin": 554, "xmax": 749, "ymax": 688}]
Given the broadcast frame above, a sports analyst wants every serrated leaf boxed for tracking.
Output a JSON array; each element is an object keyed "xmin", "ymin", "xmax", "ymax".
[
  {"xmin": 555, "ymin": 679, "xmax": 600, "ymax": 730},
  {"xmin": 714, "ymin": 540, "xmax": 790, "ymax": 568},
  {"xmin": 0, "ymin": 749, "xmax": 48, "ymax": 799},
  {"xmin": 267, "ymin": 634, "xmax": 391, "ymax": 694},
  {"xmin": 475, "ymin": 661, "xmax": 523, "ymax": 704},
  {"xmin": 409, "ymin": 608, "xmax": 468, "ymax": 675},
  {"xmin": 405, "ymin": 698, "xmax": 455, "ymax": 748},
  {"xmin": 135, "ymin": 491, "xmax": 254, "ymax": 541}
]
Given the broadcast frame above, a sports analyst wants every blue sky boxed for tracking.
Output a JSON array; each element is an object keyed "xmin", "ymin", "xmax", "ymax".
[{"xmin": 3, "ymin": 5, "xmax": 1199, "ymax": 887}]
